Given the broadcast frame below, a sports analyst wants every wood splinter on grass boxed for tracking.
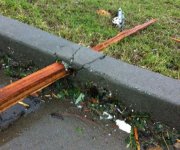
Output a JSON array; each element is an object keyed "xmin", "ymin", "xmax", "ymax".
[{"xmin": 92, "ymin": 19, "xmax": 157, "ymax": 52}]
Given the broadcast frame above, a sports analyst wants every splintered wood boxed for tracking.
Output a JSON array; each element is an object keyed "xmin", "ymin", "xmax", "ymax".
[
  {"xmin": 0, "ymin": 19, "xmax": 157, "ymax": 112},
  {"xmin": 92, "ymin": 19, "xmax": 157, "ymax": 52},
  {"xmin": 0, "ymin": 62, "xmax": 68, "ymax": 112}
]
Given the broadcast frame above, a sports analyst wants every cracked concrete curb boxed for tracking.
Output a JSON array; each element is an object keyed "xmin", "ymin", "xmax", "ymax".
[{"xmin": 0, "ymin": 15, "xmax": 179, "ymax": 130}]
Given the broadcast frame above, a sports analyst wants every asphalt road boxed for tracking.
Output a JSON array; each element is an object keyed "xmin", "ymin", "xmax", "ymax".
[{"xmin": 0, "ymin": 100, "xmax": 128, "ymax": 150}]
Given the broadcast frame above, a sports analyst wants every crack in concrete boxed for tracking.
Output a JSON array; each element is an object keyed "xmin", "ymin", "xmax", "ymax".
[
  {"xmin": 70, "ymin": 46, "xmax": 82, "ymax": 65},
  {"xmin": 76, "ymin": 54, "xmax": 106, "ymax": 72}
]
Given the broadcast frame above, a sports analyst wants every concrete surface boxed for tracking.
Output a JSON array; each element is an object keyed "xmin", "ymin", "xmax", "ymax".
[
  {"xmin": 0, "ymin": 15, "xmax": 179, "ymax": 130},
  {"xmin": 0, "ymin": 99, "xmax": 128, "ymax": 150}
]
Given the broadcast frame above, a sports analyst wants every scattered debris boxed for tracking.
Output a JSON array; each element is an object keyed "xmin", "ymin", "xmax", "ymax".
[
  {"xmin": 18, "ymin": 101, "xmax": 30, "ymax": 108},
  {"xmin": 112, "ymin": 8, "xmax": 125, "ymax": 29},
  {"xmin": 115, "ymin": 119, "xmax": 131, "ymax": 133},
  {"xmin": 75, "ymin": 93, "xmax": 85, "ymax": 105},
  {"xmin": 0, "ymin": 33, "xmax": 178, "ymax": 150},
  {"xmin": 77, "ymin": 105, "xmax": 83, "ymax": 109},
  {"xmin": 44, "ymin": 94, "xmax": 51, "ymax": 98},
  {"xmin": 54, "ymin": 83, "xmax": 179, "ymax": 150},
  {"xmin": 61, "ymin": 61, "xmax": 71, "ymax": 71},
  {"xmin": 92, "ymin": 19, "xmax": 157, "ymax": 52},
  {"xmin": 96, "ymin": 9, "xmax": 111, "ymax": 17}
]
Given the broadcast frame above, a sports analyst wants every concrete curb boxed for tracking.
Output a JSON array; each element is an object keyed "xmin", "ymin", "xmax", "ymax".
[{"xmin": 0, "ymin": 15, "xmax": 179, "ymax": 129}]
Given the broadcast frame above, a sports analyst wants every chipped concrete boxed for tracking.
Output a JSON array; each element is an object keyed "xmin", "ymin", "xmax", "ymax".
[{"xmin": 0, "ymin": 15, "xmax": 179, "ymax": 130}]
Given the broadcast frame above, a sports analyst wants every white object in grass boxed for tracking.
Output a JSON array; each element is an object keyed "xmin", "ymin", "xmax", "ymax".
[
  {"xmin": 115, "ymin": 119, "xmax": 131, "ymax": 133},
  {"xmin": 112, "ymin": 8, "xmax": 125, "ymax": 29}
]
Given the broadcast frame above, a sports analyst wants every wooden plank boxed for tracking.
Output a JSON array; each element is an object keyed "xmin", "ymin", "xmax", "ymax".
[
  {"xmin": 92, "ymin": 19, "xmax": 157, "ymax": 52},
  {"xmin": 0, "ymin": 62, "xmax": 68, "ymax": 112}
]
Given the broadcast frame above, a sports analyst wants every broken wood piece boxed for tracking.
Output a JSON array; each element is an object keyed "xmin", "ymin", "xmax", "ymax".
[
  {"xmin": 134, "ymin": 127, "xmax": 141, "ymax": 150},
  {"xmin": 18, "ymin": 101, "xmax": 30, "ymax": 108},
  {"xmin": 0, "ymin": 62, "xmax": 69, "ymax": 112},
  {"xmin": 171, "ymin": 37, "xmax": 180, "ymax": 43},
  {"xmin": 92, "ymin": 19, "xmax": 157, "ymax": 52}
]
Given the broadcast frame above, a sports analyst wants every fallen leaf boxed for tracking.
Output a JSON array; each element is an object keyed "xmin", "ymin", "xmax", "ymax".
[{"xmin": 96, "ymin": 9, "xmax": 111, "ymax": 17}]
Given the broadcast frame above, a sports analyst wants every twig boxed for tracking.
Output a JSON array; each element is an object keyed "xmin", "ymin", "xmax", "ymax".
[
  {"xmin": 18, "ymin": 101, "xmax": 30, "ymax": 108},
  {"xmin": 162, "ymin": 133, "xmax": 169, "ymax": 150}
]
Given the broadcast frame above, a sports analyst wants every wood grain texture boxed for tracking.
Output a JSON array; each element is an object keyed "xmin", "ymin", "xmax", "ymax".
[
  {"xmin": 92, "ymin": 19, "xmax": 157, "ymax": 52},
  {"xmin": 0, "ymin": 62, "xmax": 68, "ymax": 112}
]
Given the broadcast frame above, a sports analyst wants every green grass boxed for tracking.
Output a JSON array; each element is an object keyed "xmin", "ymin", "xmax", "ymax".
[{"xmin": 0, "ymin": 0, "xmax": 179, "ymax": 79}]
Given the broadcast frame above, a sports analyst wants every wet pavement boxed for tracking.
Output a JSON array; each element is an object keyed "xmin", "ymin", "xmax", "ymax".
[
  {"xmin": 0, "ymin": 70, "xmax": 128, "ymax": 150},
  {"xmin": 0, "ymin": 70, "xmax": 41, "ymax": 131}
]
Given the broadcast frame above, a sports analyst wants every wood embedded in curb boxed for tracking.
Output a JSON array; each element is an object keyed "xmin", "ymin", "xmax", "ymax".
[{"xmin": 0, "ymin": 62, "xmax": 68, "ymax": 112}]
